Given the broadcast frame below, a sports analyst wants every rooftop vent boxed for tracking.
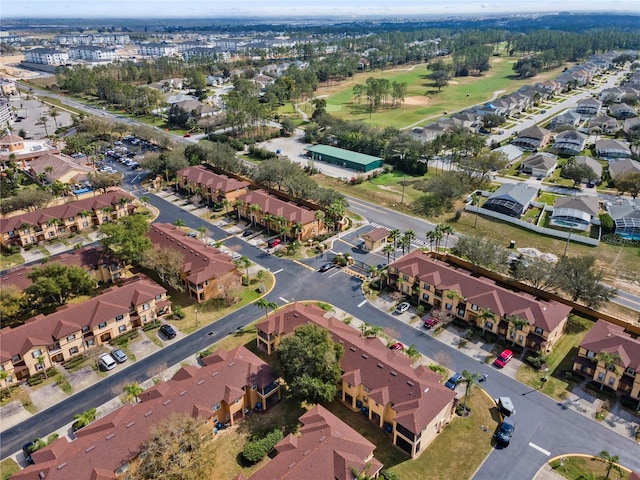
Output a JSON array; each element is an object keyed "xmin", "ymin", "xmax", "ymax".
[
  {"xmin": 163, "ymin": 399, "xmax": 172, "ymax": 406},
  {"xmin": 106, "ymin": 433, "xmax": 115, "ymax": 440},
  {"xmin": 361, "ymin": 354, "xmax": 368, "ymax": 359},
  {"xmin": 126, "ymin": 421, "xmax": 135, "ymax": 428},
  {"xmin": 179, "ymin": 390, "xmax": 187, "ymax": 396},
  {"xmin": 407, "ymin": 381, "xmax": 414, "ymax": 387},
  {"xmin": 144, "ymin": 410, "xmax": 153, "ymax": 417},
  {"xmin": 212, "ymin": 371, "xmax": 219, "ymax": 377},
  {"xmin": 197, "ymin": 380, "xmax": 205, "ymax": 385},
  {"xmin": 85, "ymin": 446, "xmax": 96, "ymax": 453},
  {"xmin": 390, "ymin": 371, "xmax": 397, "ymax": 376},
  {"xmin": 350, "ymin": 347, "xmax": 357, "ymax": 352},
  {"xmin": 56, "ymin": 462, "xmax": 68, "ymax": 470}
]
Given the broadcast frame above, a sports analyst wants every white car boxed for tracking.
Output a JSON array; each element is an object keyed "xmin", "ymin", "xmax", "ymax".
[{"xmin": 395, "ymin": 302, "xmax": 411, "ymax": 314}]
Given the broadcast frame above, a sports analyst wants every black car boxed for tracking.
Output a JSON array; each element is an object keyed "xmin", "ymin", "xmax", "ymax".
[
  {"xmin": 318, "ymin": 262, "xmax": 336, "ymax": 273},
  {"xmin": 494, "ymin": 419, "xmax": 515, "ymax": 447},
  {"xmin": 159, "ymin": 324, "xmax": 177, "ymax": 339},
  {"xmin": 23, "ymin": 441, "xmax": 36, "ymax": 464},
  {"xmin": 242, "ymin": 230, "xmax": 254, "ymax": 237}
]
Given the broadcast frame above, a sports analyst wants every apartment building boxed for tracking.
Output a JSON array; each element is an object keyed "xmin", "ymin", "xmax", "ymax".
[
  {"xmin": 138, "ymin": 43, "xmax": 178, "ymax": 57},
  {"xmin": 24, "ymin": 48, "xmax": 69, "ymax": 65},
  {"xmin": 237, "ymin": 189, "xmax": 321, "ymax": 241},
  {"xmin": 147, "ymin": 223, "xmax": 242, "ymax": 303},
  {"xmin": 388, "ymin": 252, "xmax": 572, "ymax": 353},
  {"xmin": 12, "ymin": 346, "xmax": 279, "ymax": 480},
  {"xmin": 0, "ymin": 275, "xmax": 170, "ymax": 386},
  {"xmin": 68, "ymin": 45, "xmax": 119, "ymax": 62},
  {"xmin": 256, "ymin": 303, "xmax": 456, "ymax": 458},
  {"xmin": 175, "ymin": 165, "xmax": 250, "ymax": 205},
  {"xmin": 0, "ymin": 189, "xmax": 136, "ymax": 248},
  {"xmin": 573, "ymin": 319, "xmax": 640, "ymax": 400}
]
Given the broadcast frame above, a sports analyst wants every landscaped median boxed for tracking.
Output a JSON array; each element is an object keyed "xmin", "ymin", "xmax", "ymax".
[{"xmin": 546, "ymin": 453, "xmax": 632, "ymax": 480}]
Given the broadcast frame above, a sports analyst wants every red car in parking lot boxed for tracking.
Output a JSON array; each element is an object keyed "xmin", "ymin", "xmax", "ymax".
[
  {"xmin": 423, "ymin": 317, "xmax": 439, "ymax": 329},
  {"xmin": 494, "ymin": 349, "xmax": 514, "ymax": 368}
]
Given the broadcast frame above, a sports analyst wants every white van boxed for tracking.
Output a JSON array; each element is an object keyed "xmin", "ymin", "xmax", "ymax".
[{"xmin": 98, "ymin": 353, "xmax": 117, "ymax": 371}]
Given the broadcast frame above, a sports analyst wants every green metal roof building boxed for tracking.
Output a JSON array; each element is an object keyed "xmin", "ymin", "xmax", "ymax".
[{"xmin": 304, "ymin": 145, "xmax": 384, "ymax": 172}]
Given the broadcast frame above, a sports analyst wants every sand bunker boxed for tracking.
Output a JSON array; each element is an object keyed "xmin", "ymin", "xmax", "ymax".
[{"xmin": 403, "ymin": 96, "xmax": 431, "ymax": 106}]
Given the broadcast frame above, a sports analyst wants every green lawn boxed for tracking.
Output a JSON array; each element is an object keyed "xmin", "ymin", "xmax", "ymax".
[
  {"xmin": 0, "ymin": 251, "xmax": 25, "ymax": 270},
  {"xmin": 516, "ymin": 315, "xmax": 593, "ymax": 400},
  {"xmin": 549, "ymin": 455, "xmax": 631, "ymax": 480},
  {"xmin": 318, "ymin": 58, "xmax": 568, "ymax": 129},
  {"xmin": 0, "ymin": 458, "xmax": 20, "ymax": 479}
]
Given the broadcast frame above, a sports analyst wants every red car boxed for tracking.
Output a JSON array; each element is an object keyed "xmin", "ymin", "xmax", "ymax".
[
  {"xmin": 423, "ymin": 317, "xmax": 439, "ymax": 329},
  {"xmin": 494, "ymin": 349, "xmax": 514, "ymax": 368},
  {"xmin": 389, "ymin": 342, "xmax": 403, "ymax": 351},
  {"xmin": 183, "ymin": 133, "xmax": 191, "ymax": 137}
]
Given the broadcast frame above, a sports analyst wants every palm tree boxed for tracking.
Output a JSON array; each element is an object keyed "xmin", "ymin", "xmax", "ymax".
[
  {"xmin": 221, "ymin": 199, "xmax": 230, "ymax": 217},
  {"xmin": 438, "ymin": 224, "xmax": 454, "ymax": 253},
  {"xmin": 460, "ymin": 369, "xmax": 480, "ymax": 413},
  {"xmin": 0, "ymin": 370, "xmax": 10, "ymax": 398},
  {"xmin": 196, "ymin": 225, "xmax": 207, "ymax": 244},
  {"xmin": 398, "ymin": 235, "xmax": 411, "ymax": 255},
  {"xmin": 402, "ymin": 229, "xmax": 416, "ymax": 253},
  {"xmin": 255, "ymin": 298, "xmax": 277, "ymax": 318},
  {"xmin": 248, "ymin": 203, "xmax": 261, "ymax": 228},
  {"xmin": 507, "ymin": 314, "xmax": 530, "ymax": 346},
  {"xmin": 382, "ymin": 243, "xmax": 394, "ymax": 266},
  {"xmin": 471, "ymin": 192, "xmax": 480, "ymax": 228},
  {"xmin": 291, "ymin": 222, "xmax": 303, "ymax": 241},
  {"xmin": 404, "ymin": 344, "xmax": 420, "ymax": 362},
  {"xmin": 37, "ymin": 356, "xmax": 48, "ymax": 379},
  {"xmin": 359, "ymin": 322, "xmax": 371, "ymax": 337},
  {"xmin": 139, "ymin": 195, "xmax": 150, "ymax": 206},
  {"xmin": 124, "ymin": 383, "xmax": 143, "ymax": 404},
  {"xmin": 173, "ymin": 218, "xmax": 186, "ymax": 227},
  {"xmin": 363, "ymin": 325, "xmax": 384, "ymax": 338},
  {"xmin": 233, "ymin": 199, "xmax": 244, "ymax": 221},
  {"xmin": 478, "ymin": 308, "xmax": 495, "ymax": 336},
  {"xmin": 429, "ymin": 228, "xmax": 444, "ymax": 254},
  {"xmin": 49, "ymin": 107, "xmax": 60, "ymax": 129},
  {"xmin": 388, "ymin": 229, "xmax": 400, "ymax": 254},
  {"xmin": 597, "ymin": 450, "xmax": 622, "ymax": 480},
  {"xmin": 37, "ymin": 116, "xmax": 49, "ymax": 137},
  {"xmin": 234, "ymin": 255, "xmax": 252, "ymax": 284},
  {"xmin": 262, "ymin": 213, "xmax": 274, "ymax": 234},
  {"xmin": 73, "ymin": 407, "xmax": 97, "ymax": 430},
  {"xmin": 595, "ymin": 352, "xmax": 622, "ymax": 390},
  {"xmin": 314, "ymin": 210, "xmax": 325, "ymax": 233},
  {"xmin": 367, "ymin": 265, "xmax": 379, "ymax": 278}
]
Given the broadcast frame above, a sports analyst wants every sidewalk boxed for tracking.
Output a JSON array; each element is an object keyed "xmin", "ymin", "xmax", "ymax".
[{"xmin": 368, "ymin": 291, "xmax": 639, "ymax": 442}]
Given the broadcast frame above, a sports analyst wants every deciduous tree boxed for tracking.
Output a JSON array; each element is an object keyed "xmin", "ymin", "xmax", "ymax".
[
  {"xmin": 100, "ymin": 214, "xmax": 152, "ymax": 265},
  {"xmin": 26, "ymin": 262, "xmax": 95, "ymax": 306}
]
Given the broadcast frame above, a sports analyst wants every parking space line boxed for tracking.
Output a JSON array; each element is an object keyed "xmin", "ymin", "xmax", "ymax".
[
  {"xmin": 528, "ymin": 443, "xmax": 550, "ymax": 456},
  {"xmin": 272, "ymin": 269, "xmax": 283, "ymax": 274},
  {"xmin": 278, "ymin": 297, "xmax": 289, "ymax": 303},
  {"xmin": 357, "ymin": 300, "xmax": 367, "ymax": 307}
]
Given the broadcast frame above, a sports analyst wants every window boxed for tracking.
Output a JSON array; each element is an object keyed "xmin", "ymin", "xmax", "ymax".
[
  {"xmin": 69, "ymin": 346, "xmax": 79, "ymax": 355},
  {"xmin": 586, "ymin": 350, "xmax": 595, "ymax": 359},
  {"xmin": 422, "ymin": 294, "xmax": 430, "ymax": 301},
  {"xmin": 103, "ymin": 216, "xmax": 108, "ymax": 221},
  {"xmin": 518, "ymin": 335, "xmax": 524, "ymax": 343},
  {"xmin": 36, "ymin": 363, "xmax": 43, "ymax": 371},
  {"xmin": 423, "ymin": 282, "xmax": 430, "ymax": 290},
  {"xmin": 48, "ymin": 231, "xmax": 55, "ymax": 237},
  {"xmin": 86, "ymin": 339, "xmax": 95, "ymax": 347},
  {"xmin": 363, "ymin": 385, "xmax": 371, "ymax": 393},
  {"xmin": 155, "ymin": 294, "xmax": 162, "ymax": 300},
  {"xmin": 32, "ymin": 350, "xmax": 42, "ymax": 358},
  {"xmin": 402, "ymin": 274, "xmax": 409, "ymax": 281},
  {"xmin": 119, "ymin": 325, "xmax": 126, "ymax": 333},
  {"xmin": 82, "ymin": 221, "xmax": 89, "ymax": 227},
  {"xmin": 235, "ymin": 398, "xmax": 240, "ymax": 404},
  {"xmin": 116, "ymin": 314, "xmax": 124, "ymax": 321},
  {"xmin": 82, "ymin": 325, "xmax": 90, "ymax": 333},
  {"xmin": 67, "ymin": 334, "xmax": 76, "ymax": 342},
  {"xmin": 485, "ymin": 321, "xmax": 494, "ymax": 329},
  {"xmin": 11, "ymin": 354, "xmax": 20, "ymax": 363},
  {"xmin": 141, "ymin": 315, "xmax": 147, "ymax": 322},
  {"xmin": 609, "ymin": 377, "xmax": 615, "ymax": 386},
  {"xmin": 445, "ymin": 303, "xmax": 452, "ymax": 310},
  {"xmin": 535, "ymin": 327, "xmax": 543, "ymax": 335},
  {"xmin": 142, "ymin": 303, "xmax": 149, "ymax": 311},
  {"xmin": 213, "ymin": 403, "xmax": 221, "ymax": 411},
  {"xmin": 598, "ymin": 372, "xmax": 604, "ymax": 381},
  {"xmin": 251, "ymin": 385, "xmax": 257, "ymax": 391},
  {"xmin": 626, "ymin": 367, "xmax": 636, "ymax": 376},
  {"xmin": 98, "ymin": 322, "xmax": 107, "ymax": 329},
  {"xmin": 471, "ymin": 304, "xmax": 478, "ymax": 311},
  {"xmin": 68, "ymin": 217, "xmax": 74, "ymax": 222},
  {"xmin": 509, "ymin": 331, "xmax": 515, "ymax": 339},
  {"xmin": 204, "ymin": 280, "xmax": 209, "ymax": 286},
  {"xmin": 8, "ymin": 231, "xmax": 14, "ymax": 237}
]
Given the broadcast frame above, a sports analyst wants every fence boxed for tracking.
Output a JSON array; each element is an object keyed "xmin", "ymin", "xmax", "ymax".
[{"xmin": 464, "ymin": 205, "xmax": 600, "ymax": 246}]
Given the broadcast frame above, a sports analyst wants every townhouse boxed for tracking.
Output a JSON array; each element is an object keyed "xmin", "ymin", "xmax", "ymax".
[
  {"xmin": 0, "ymin": 246, "xmax": 126, "ymax": 291},
  {"xmin": 0, "ymin": 190, "xmax": 136, "ymax": 249},
  {"xmin": 175, "ymin": 165, "xmax": 250, "ymax": 205},
  {"xmin": 573, "ymin": 319, "xmax": 640, "ymax": 400},
  {"xmin": 240, "ymin": 405, "xmax": 383, "ymax": 480},
  {"xmin": 147, "ymin": 223, "xmax": 242, "ymax": 303},
  {"xmin": 511, "ymin": 126, "xmax": 551, "ymax": 151},
  {"xmin": 236, "ymin": 189, "xmax": 322, "ymax": 241},
  {"xmin": 0, "ymin": 275, "xmax": 170, "ymax": 385},
  {"xmin": 12, "ymin": 346, "xmax": 280, "ymax": 480},
  {"xmin": 256, "ymin": 303, "xmax": 456, "ymax": 458},
  {"xmin": 388, "ymin": 252, "xmax": 572, "ymax": 353}
]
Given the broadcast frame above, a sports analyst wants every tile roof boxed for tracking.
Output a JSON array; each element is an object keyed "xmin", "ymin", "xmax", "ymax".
[
  {"xmin": 579, "ymin": 319, "xmax": 640, "ymax": 370},
  {"xmin": 389, "ymin": 251, "xmax": 572, "ymax": 333},
  {"xmin": 249, "ymin": 405, "xmax": 382, "ymax": 480},
  {"xmin": 256, "ymin": 303, "xmax": 455, "ymax": 436},
  {"xmin": 238, "ymin": 189, "xmax": 316, "ymax": 225},
  {"xmin": 553, "ymin": 195, "xmax": 600, "ymax": 217},
  {"xmin": 0, "ymin": 275, "xmax": 167, "ymax": 363},
  {"xmin": 363, "ymin": 227, "xmax": 389, "ymax": 242},
  {"xmin": 0, "ymin": 246, "xmax": 120, "ymax": 291},
  {"xmin": 12, "ymin": 346, "xmax": 274, "ymax": 480},
  {"xmin": 147, "ymin": 223, "xmax": 238, "ymax": 285},
  {"xmin": 176, "ymin": 165, "xmax": 250, "ymax": 193},
  {"xmin": 0, "ymin": 189, "xmax": 134, "ymax": 234}
]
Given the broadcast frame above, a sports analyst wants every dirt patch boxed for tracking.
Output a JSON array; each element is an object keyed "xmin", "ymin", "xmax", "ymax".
[{"xmin": 403, "ymin": 96, "xmax": 431, "ymax": 106}]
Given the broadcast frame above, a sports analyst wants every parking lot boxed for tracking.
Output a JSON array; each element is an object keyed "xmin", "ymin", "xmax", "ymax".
[{"xmin": 10, "ymin": 94, "xmax": 74, "ymax": 140}]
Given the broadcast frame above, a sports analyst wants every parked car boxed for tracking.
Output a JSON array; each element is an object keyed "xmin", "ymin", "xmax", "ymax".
[
  {"xmin": 496, "ymin": 396, "xmax": 516, "ymax": 417},
  {"xmin": 22, "ymin": 441, "xmax": 36, "ymax": 464},
  {"xmin": 183, "ymin": 133, "xmax": 191, "ymax": 137},
  {"xmin": 494, "ymin": 418, "xmax": 515, "ymax": 447},
  {"xmin": 242, "ymin": 229, "xmax": 254, "ymax": 237},
  {"xmin": 395, "ymin": 302, "xmax": 410, "ymax": 314},
  {"xmin": 267, "ymin": 238, "xmax": 281, "ymax": 248},
  {"xmin": 494, "ymin": 349, "xmax": 514, "ymax": 368},
  {"xmin": 159, "ymin": 324, "xmax": 177, "ymax": 339},
  {"xmin": 111, "ymin": 348, "xmax": 128, "ymax": 363},
  {"xmin": 444, "ymin": 373, "xmax": 463, "ymax": 390},
  {"xmin": 98, "ymin": 353, "xmax": 117, "ymax": 371},
  {"xmin": 423, "ymin": 316, "xmax": 439, "ymax": 329},
  {"xmin": 389, "ymin": 342, "xmax": 403, "ymax": 351},
  {"xmin": 376, "ymin": 263, "xmax": 387, "ymax": 270},
  {"xmin": 186, "ymin": 231, "xmax": 197, "ymax": 238},
  {"xmin": 318, "ymin": 262, "xmax": 336, "ymax": 273}
]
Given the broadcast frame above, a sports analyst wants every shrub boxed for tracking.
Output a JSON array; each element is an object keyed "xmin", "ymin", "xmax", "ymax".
[
  {"xmin": 199, "ymin": 348, "xmax": 213, "ymax": 359},
  {"xmin": 142, "ymin": 320, "xmax": 161, "ymax": 332},
  {"xmin": 242, "ymin": 429, "xmax": 283, "ymax": 463},
  {"xmin": 172, "ymin": 306, "xmax": 186, "ymax": 319}
]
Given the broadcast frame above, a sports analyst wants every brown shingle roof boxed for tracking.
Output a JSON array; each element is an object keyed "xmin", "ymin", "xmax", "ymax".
[
  {"xmin": 390, "ymin": 251, "xmax": 572, "ymax": 333},
  {"xmin": 256, "ymin": 303, "xmax": 454, "ymax": 436},
  {"xmin": 0, "ymin": 189, "xmax": 134, "ymax": 234},
  {"xmin": 147, "ymin": 223, "xmax": 238, "ymax": 284},
  {"xmin": 13, "ymin": 346, "xmax": 274, "ymax": 480},
  {"xmin": 363, "ymin": 227, "xmax": 389, "ymax": 242},
  {"xmin": 238, "ymin": 189, "xmax": 315, "ymax": 225},
  {"xmin": 249, "ymin": 405, "xmax": 382, "ymax": 480},
  {"xmin": 579, "ymin": 319, "xmax": 640, "ymax": 370}
]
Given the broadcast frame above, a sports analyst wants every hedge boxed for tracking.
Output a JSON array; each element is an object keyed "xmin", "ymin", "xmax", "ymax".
[{"xmin": 242, "ymin": 429, "xmax": 283, "ymax": 463}]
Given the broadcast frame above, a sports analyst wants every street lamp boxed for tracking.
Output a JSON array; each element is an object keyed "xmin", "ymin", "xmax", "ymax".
[
  {"xmin": 542, "ymin": 367, "xmax": 549, "ymax": 382},
  {"xmin": 194, "ymin": 308, "xmax": 198, "ymax": 327}
]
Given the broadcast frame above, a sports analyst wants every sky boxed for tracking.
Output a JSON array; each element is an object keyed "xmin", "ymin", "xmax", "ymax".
[{"xmin": 2, "ymin": 0, "xmax": 639, "ymax": 19}]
